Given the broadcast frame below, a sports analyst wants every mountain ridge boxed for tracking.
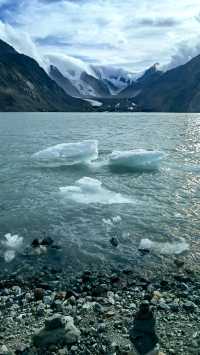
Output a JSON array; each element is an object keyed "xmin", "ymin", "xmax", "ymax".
[{"xmin": 0, "ymin": 39, "xmax": 91, "ymax": 112}]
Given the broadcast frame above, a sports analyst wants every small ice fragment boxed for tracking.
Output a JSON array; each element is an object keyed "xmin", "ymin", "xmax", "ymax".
[
  {"xmin": 112, "ymin": 216, "xmax": 122, "ymax": 223},
  {"xmin": 2, "ymin": 233, "xmax": 23, "ymax": 250},
  {"xmin": 4, "ymin": 250, "xmax": 16, "ymax": 263},
  {"xmin": 60, "ymin": 177, "xmax": 133, "ymax": 205},
  {"xmin": 139, "ymin": 238, "xmax": 189, "ymax": 255},
  {"xmin": 1, "ymin": 233, "xmax": 23, "ymax": 263}
]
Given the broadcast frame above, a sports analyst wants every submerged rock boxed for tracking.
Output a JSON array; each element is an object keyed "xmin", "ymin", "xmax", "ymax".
[
  {"xmin": 40, "ymin": 237, "xmax": 54, "ymax": 247},
  {"xmin": 110, "ymin": 237, "xmax": 119, "ymax": 247}
]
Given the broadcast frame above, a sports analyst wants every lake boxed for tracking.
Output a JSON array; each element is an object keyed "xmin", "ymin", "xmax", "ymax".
[{"xmin": 0, "ymin": 112, "xmax": 200, "ymax": 275}]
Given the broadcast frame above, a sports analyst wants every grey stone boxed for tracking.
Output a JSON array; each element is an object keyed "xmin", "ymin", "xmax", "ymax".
[
  {"xmin": 0, "ymin": 345, "xmax": 9, "ymax": 354},
  {"xmin": 65, "ymin": 322, "xmax": 80, "ymax": 345},
  {"xmin": 183, "ymin": 301, "xmax": 197, "ymax": 312},
  {"xmin": 54, "ymin": 299, "xmax": 64, "ymax": 312},
  {"xmin": 43, "ymin": 295, "xmax": 53, "ymax": 305},
  {"xmin": 33, "ymin": 327, "xmax": 67, "ymax": 348},
  {"xmin": 33, "ymin": 316, "xmax": 80, "ymax": 348},
  {"xmin": 45, "ymin": 314, "xmax": 65, "ymax": 330},
  {"xmin": 36, "ymin": 303, "xmax": 45, "ymax": 316}
]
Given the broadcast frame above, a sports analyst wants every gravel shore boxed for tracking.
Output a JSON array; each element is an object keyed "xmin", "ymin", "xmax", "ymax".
[{"xmin": 0, "ymin": 253, "xmax": 200, "ymax": 355}]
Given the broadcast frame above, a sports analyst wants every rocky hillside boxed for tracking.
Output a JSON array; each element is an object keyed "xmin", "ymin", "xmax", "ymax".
[
  {"xmin": 0, "ymin": 39, "xmax": 91, "ymax": 112},
  {"xmin": 135, "ymin": 56, "xmax": 200, "ymax": 112},
  {"xmin": 118, "ymin": 64, "xmax": 163, "ymax": 99}
]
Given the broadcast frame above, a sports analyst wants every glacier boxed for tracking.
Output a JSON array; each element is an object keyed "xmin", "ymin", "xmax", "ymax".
[
  {"xmin": 139, "ymin": 238, "xmax": 189, "ymax": 255},
  {"xmin": 59, "ymin": 177, "xmax": 134, "ymax": 205},
  {"xmin": 32, "ymin": 140, "xmax": 98, "ymax": 166},
  {"xmin": 109, "ymin": 149, "xmax": 166, "ymax": 171}
]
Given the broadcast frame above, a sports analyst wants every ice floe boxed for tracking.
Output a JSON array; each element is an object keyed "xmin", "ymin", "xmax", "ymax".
[
  {"xmin": 1, "ymin": 233, "xmax": 23, "ymax": 262},
  {"xmin": 139, "ymin": 237, "xmax": 189, "ymax": 255},
  {"xmin": 60, "ymin": 177, "xmax": 133, "ymax": 204},
  {"xmin": 32, "ymin": 140, "xmax": 98, "ymax": 166},
  {"xmin": 109, "ymin": 149, "xmax": 166, "ymax": 171}
]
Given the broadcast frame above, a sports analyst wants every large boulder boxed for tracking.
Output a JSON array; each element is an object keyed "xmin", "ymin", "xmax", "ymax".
[{"xmin": 32, "ymin": 314, "xmax": 80, "ymax": 349}]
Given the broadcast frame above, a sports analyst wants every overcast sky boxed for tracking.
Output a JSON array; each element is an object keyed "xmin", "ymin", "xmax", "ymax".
[{"xmin": 0, "ymin": 0, "xmax": 200, "ymax": 72}]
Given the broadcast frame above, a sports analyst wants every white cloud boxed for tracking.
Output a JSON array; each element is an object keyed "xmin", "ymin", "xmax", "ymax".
[
  {"xmin": 0, "ymin": 0, "xmax": 200, "ymax": 71},
  {"xmin": 0, "ymin": 20, "xmax": 47, "ymax": 68}
]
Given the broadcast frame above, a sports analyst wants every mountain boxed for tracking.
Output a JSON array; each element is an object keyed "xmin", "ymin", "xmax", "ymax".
[
  {"xmin": 49, "ymin": 65, "xmax": 81, "ymax": 98},
  {"xmin": 118, "ymin": 63, "xmax": 163, "ymax": 98},
  {"xmin": 0, "ymin": 39, "xmax": 91, "ymax": 112},
  {"xmin": 49, "ymin": 64, "xmax": 111, "ymax": 98},
  {"xmin": 47, "ymin": 54, "xmax": 112, "ymax": 99},
  {"xmin": 135, "ymin": 55, "xmax": 200, "ymax": 112},
  {"xmin": 92, "ymin": 65, "xmax": 135, "ymax": 94},
  {"xmin": 79, "ymin": 71, "xmax": 111, "ymax": 98},
  {"xmin": 47, "ymin": 54, "xmax": 137, "ymax": 99}
]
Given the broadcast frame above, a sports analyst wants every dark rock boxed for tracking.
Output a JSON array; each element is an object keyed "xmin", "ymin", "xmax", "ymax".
[
  {"xmin": 110, "ymin": 274, "xmax": 120, "ymax": 284},
  {"xmin": 33, "ymin": 327, "xmax": 67, "ymax": 348},
  {"xmin": 158, "ymin": 302, "xmax": 170, "ymax": 311},
  {"xmin": 45, "ymin": 314, "xmax": 65, "ymax": 331},
  {"xmin": 129, "ymin": 301, "xmax": 159, "ymax": 355},
  {"xmin": 122, "ymin": 268, "xmax": 133, "ymax": 275},
  {"xmin": 31, "ymin": 239, "xmax": 40, "ymax": 248},
  {"xmin": 81, "ymin": 271, "xmax": 92, "ymax": 283},
  {"xmin": 52, "ymin": 300, "xmax": 64, "ymax": 312},
  {"xmin": 15, "ymin": 344, "xmax": 29, "ymax": 355},
  {"xmin": 183, "ymin": 301, "xmax": 197, "ymax": 312},
  {"xmin": 34, "ymin": 288, "xmax": 44, "ymax": 301},
  {"xmin": 174, "ymin": 259, "xmax": 185, "ymax": 268},
  {"xmin": 92, "ymin": 284, "xmax": 109, "ymax": 297},
  {"xmin": 94, "ymin": 303, "xmax": 104, "ymax": 314},
  {"xmin": 40, "ymin": 237, "xmax": 54, "ymax": 247},
  {"xmin": 33, "ymin": 316, "xmax": 80, "ymax": 348},
  {"xmin": 170, "ymin": 303, "xmax": 180, "ymax": 312},
  {"xmin": 110, "ymin": 237, "xmax": 118, "ymax": 247}
]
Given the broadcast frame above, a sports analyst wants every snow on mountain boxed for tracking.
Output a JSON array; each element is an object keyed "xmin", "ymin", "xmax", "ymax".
[
  {"xmin": 47, "ymin": 53, "xmax": 99, "ymax": 97},
  {"xmin": 47, "ymin": 53, "xmax": 142, "ymax": 98},
  {"xmin": 92, "ymin": 65, "xmax": 139, "ymax": 94}
]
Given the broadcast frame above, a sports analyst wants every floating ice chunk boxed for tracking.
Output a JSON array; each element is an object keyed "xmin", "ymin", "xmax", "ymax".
[
  {"xmin": 139, "ymin": 238, "xmax": 189, "ymax": 255},
  {"xmin": 109, "ymin": 149, "xmax": 166, "ymax": 171},
  {"xmin": 2, "ymin": 233, "xmax": 23, "ymax": 250},
  {"xmin": 60, "ymin": 177, "xmax": 133, "ymax": 205},
  {"xmin": 112, "ymin": 216, "xmax": 122, "ymax": 223},
  {"xmin": 103, "ymin": 216, "xmax": 122, "ymax": 226},
  {"xmin": 32, "ymin": 140, "xmax": 98, "ymax": 166},
  {"xmin": 1, "ymin": 233, "xmax": 23, "ymax": 263},
  {"xmin": 4, "ymin": 250, "xmax": 16, "ymax": 263}
]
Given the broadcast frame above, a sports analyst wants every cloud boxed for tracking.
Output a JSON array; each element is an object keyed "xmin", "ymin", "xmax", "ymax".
[
  {"xmin": 0, "ymin": 0, "xmax": 200, "ymax": 71},
  {"xmin": 137, "ymin": 17, "xmax": 180, "ymax": 27},
  {"xmin": 165, "ymin": 39, "xmax": 200, "ymax": 70},
  {"xmin": 0, "ymin": 19, "xmax": 47, "ymax": 68}
]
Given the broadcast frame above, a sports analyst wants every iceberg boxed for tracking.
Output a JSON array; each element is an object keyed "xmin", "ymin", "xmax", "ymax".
[
  {"xmin": 60, "ymin": 177, "xmax": 133, "ymax": 205},
  {"xmin": 109, "ymin": 149, "xmax": 166, "ymax": 171},
  {"xmin": 32, "ymin": 140, "xmax": 98, "ymax": 166},
  {"xmin": 139, "ymin": 238, "xmax": 189, "ymax": 255},
  {"xmin": 1, "ymin": 233, "xmax": 23, "ymax": 263}
]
